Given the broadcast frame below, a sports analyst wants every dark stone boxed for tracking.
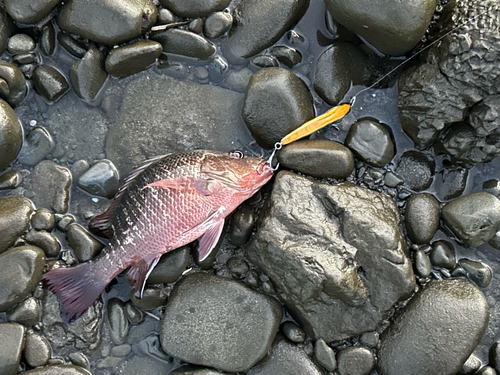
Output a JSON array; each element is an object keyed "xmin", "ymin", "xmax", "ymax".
[
  {"xmin": 489, "ymin": 342, "xmax": 500, "ymax": 373},
  {"xmin": 394, "ymin": 151, "xmax": 435, "ymax": 191},
  {"xmin": 229, "ymin": 205, "xmax": 256, "ymax": 246},
  {"xmin": 475, "ymin": 366, "xmax": 497, "ymax": 375},
  {"xmin": 151, "ymin": 29, "xmax": 215, "ymax": 60},
  {"xmin": 251, "ymin": 55, "xmax": 279, "ymax": 68},
  {"xmin": 0, "ymin": 196, "xmax": 34, "ymax": 254},
  {"xmin": 242, "ymin": 67, "xmax": 314, "ymax": 149},
  {"xmin": 30, "ymin": 161, "xmax": 72, "ymax": 214},
  {"xmin": 314, "ymin": 339, "xmax": 337, "ymax": 372},
  {"xmin": 105, "ymin": 40, "xmax": 162, "ymax": 78},
  {"xmin": 18, "ymin": 127, "xmax": 56, "ymax": 166},
  {"xmin": 69, "ymin": 46, "xmax": 108, "ymax": 102},
  {"xmin": 76, "ymin": 159, "xmax": 119, "ymax": 199},
  {"xmin": 157, "ymin": 8, "xmax": 175, "ymax": 25},
  {"xmin": 0, "ymin": 61, "xmax": 27, "ymax": 107},
  {"xmin": 414, "ymin": 249, "xmax": 431, "ymax": 278},
  {"xmin": 12, "ymin": 53, "xmax": 35, "ymax": 65},
  {"xmin": 378, "ymin": 279, "xmax": 489, "ymax": 375},
  {"xmin": 188, "ymin": 18, "xmax": 204, "ymax": 34},
  {"xmin": 204, "ymin": 11, "xmax": 232, "ymax": 39},
  {"xmin": 0, "ymin": 11, "xmax": 11, "ymax": 56},
  {"xmin": 0, "ymin": 170, "xmax": 22, "ymax": 190},
  {"xmin": 160, "ymin": 0, "xmax": 230, "ymax": 17},
  {"xmin": 24, "ymin": 331, "xmax": 52, "ymax": 367},
  {"xmin": 458, "ymin": 258, "xmax": 492, "ymax": 288},
  {"xmin": 107, "ymin": 299, "xmax": 129, "ymax": 345},
  {"xmin": 404, "ymin": 193, "xmax": 440, "ymax": 244},
  {"xmin": 0, "ymin": 323, "xmax": 25, "ymax": 375},
  {"xmin": 0, "ymin": 98, "xmax": 22, "ymax": 171},
  {"xmin": 277, "ymin": 139, "xmax": 354, "ymax": 179},
  {"xmin": 360, "ymin": 332, "xmax": 379, "ymax": 348},
  {"xmin": 484, "ymin": 179, "xmax": 500, "ymax": 197},
  {"xmin": 25, "ymin": 230, "xmax": 61, "ymax": 258},
  {"xmin": 429, "ymin": 240, "xmax": 456, "ymax": 269},
  {"xmin": 281, "ymin": 321, "xmax": 305, "ymax": 343},
  {"xmin": 5, "ymin": 0, "xmax": 61, "ymax": 24},
  {"xmin": 337, "ymin": 346, "xmax": 375, "ymax": 375},
  {"xmin": 124, "ymin": 302, "xmax": 144, "ymax": 325},
  {"xmin": 270, "ymin": 45, "xmax": 302, "ymax": 68},
  {"xmin": 434, "ymin": 166, "xmax": 468, "ymax": 200},
  {"xmin": 130, "ymin": 286, "xmax": 167, "ymax": 310},
  {"xmin": 226, "ymin": 257, "xmax": 249, "ymax": 278},
  {"xmin": 57, "ymin": 32, "xmax": 87, "ymax": 58},
  {"xmin": 146, "ymin": 246, "xmax": 190, "ymax": 285},
  {"xmin": 66, "ymin": 223, "xmax": 104, "ymax": 262},
  {"xmin": 32, "ymin": 65, "xmax": 69, "ymax": 102},
  {"xmin": 40, "ymin": 23, "xmax": 56, "ymax": 56}
]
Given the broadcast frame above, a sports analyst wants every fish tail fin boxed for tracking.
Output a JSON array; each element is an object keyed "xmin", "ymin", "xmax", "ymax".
[{"xmin": 42, "ymin": 262, "xmax": 110, "ymax": 322}]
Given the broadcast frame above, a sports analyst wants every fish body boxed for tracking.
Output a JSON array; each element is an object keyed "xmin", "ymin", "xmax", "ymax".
[{"xmin": 43, "ymin": 150, "xmax": 274, "ymax": 321}]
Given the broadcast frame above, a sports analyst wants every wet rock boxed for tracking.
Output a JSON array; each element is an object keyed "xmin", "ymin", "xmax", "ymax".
[
  {"xmin": 360, "ymin": 332, "xmax": 379, "ymax": 348},
  {"xmin": 30, "ymin": 161, "xmax": 72, "ymax": 214},
  {"xmin": 314, "ymin": 42, "xmax": 366, "ymax": 105},
  {"xmin": 70, "ymin": 160, "xmax": 90, "ymax": 182},
  {"xmin": 0, "ymin": 170, "xmax": 22, "ymax": 189},
  {"xmin": 146, "ymin": 246, "xmax": 190, "ymax": 285},
  {"xmin": 69, "ymin": 46, "xmax": 107, "ymax": 102},
  {"xmin": 247, "ymin": 335, "xmax": 322, "ymax": 375},
  {"xmin": 0, "ymin": 11, "xmax": 11, "ymax": 56},
  {"xmin": 157, "ymin": 8, "xmax": 175, "ymax": 24},
  {"xmin": 0, "ymin": 61, "xmax": 27, "ymax": 107},
  {"xmin": 315, "ymin": 339, "xmax": 337, "ymax": 371},
  {"xmin": 0, "ymin": 323, "xmax": 25, "ymax": 375},
  {"xmin": 106, "ymin": 71, "xmax": 255, "ymax": 176},
  {"xmin": 270, "ymin": 46, "xmax": 302, "ymax": 68},
  {"xmin": 434, "ymin": 166, "xmax": 468, "ymax": 200},
  {"xmin": 7, "ymin": 34, "xmax": 35, "ymax": 54},
  {"xmin": 242, "ymin": 67, "xmax": 314, "ymax": 149},
  {"xmin": 5, "ymin": 0, "xmax": 60, "ymax": 23},
  {"xmin": 111, "ymin": 344, "xmax": 131, "ymax": 357},
  {"xmin": 32, "ymin": 65, "xmax": 69, "ymax": 102},
  {"xmin": 0, "ymin": 98, "xmax": 22, "ymax": 171},
  {"xmin": 25, "ymin": 331, "xmax": 52, "ymax": 367},
  {"xmin": 429, "ymin": 240, "xmax": 456, "ymax": 269},
  {"xmin": 461, "ymin": 353, "xmax": 482, "ymax": 374},
  {"xmin": 56, "ymin": 214, "xmax": 75, "ymax": 232},
  {"xmin": 404, "ymin": 193, "xmax": 440, "ymax": 244},
  {"xmin": 277, "ymin": 139, "xmax": 354, "ymax": 179},
  {"xmin": 415, "ymin": 249, "xmax": 431, "ymax": 278},
  {"xmin": 459, "ymin": 259, "xmax": 492, "ymax": 288},
  {"xmin": 57, "ymin": 32, "xmax": 87, "ymax": 58},
  {"xmin": 476, "ymin": 366, "xmax": 497, "ymax": 375},
  {"xmin": 345, "ymin": 118, "xmax": 395, "ymax": 167},
  {"xmin": 76, "ymin": 159, "xmax": 119, "ymax": 199},
  {"xmin": 324, "ymin": 0, "xmax": 436, "ymax": 55},
  {"xmin": 25, "ymin": 230, "xmax": 61, "ymax": 258},
  {"xmin": 22, "ymin": 365, "xmax": 92, "ymax": 374},
  {"xmin": 204, "ymin": 11, "xmax": 233, "ymax": 39},
  {"xmin": 66, "ymin": 223, "xmax": 104, "ymax": 262},
  {"xmin": 160, "ymin": 0, "xmax": 230, "ymax": 17},
  {"xmin": 247, "ymin": 172, "xmax": 415, "ymax": 341},
  {"xmin": 18, "ymin": 127, "xmax": 56, "ymax": 166},
  {"xmin": 222, "ymin": 0, "xmax": 309, "ymax": 63},
  {"xmin": 251, "ymin": 55, "xmax": 279, "ymax": 68},
  {"xmin": 161, "ymin": 272, "xmax": 282, "ymax": 372},
  {"xmin": 281, "ymin": 321, "xmax": 305, "ymax": 343},
  {"xmin": 442, "ymin": 192, "xmax": 500, "ymax": 247},
  {"xmin": 31, "ymin": 209, "xmax": 56, "ymax": 231},
  {"xmin": 0, "ymin": 196, "xmax": 34, "ymax": 253},
  {"xmin": 151, "ymin": 29, "xmax": 215, "ymax": 60},
  {"xmin": 0, "ymin": 246, "xmax": 45, "ymax": 312},
  {"xmin": 220, "ymin": 67, "xmax": 253, "ymax": 92},
  {"xmin": 130, "ymin": 286, "xmax": 166, "ymax": 310},
  {"xmin": 58, "ymin": 0, "xmax": 158, "ymax": 45},
  {"xmin": 40, "ymin": 24, "xmax": 56, "ymax": 56},
  {"xmin": 7, "ymin": 297, "xmax": 40, "ymax": 327},
  {"xmin": 13, "ymin": 52, "xmax": 36, "ymax": 65},
  {"xmin": 394, "ymin": 151, "xmax": 435, "ymax": 191},
  {"xmin": 105, "ymin": 41, "xmax": 162, "ymax": 78},
  {"xmin": 108, "ymin": 299, "xmax": 129, "ymax": 345},
  {"xmin": 337, "ymin": 346, "xmax": 375, "ymax": 375},
  {"xmin": 188, "ymin": 18, "xmax": 204, "ymax": 34},
  {"xmin": 229, "ymin": 206, "xmax": 256, "ymax": 246},
  {"xmin": 378, "ymin": 279, "xmax": 489, "ymax": 375},
  {"xmin": 226, "ymin": 257, "xmax": 249, "ymax": 278},
  {"xmin": 124, "ymin": 302, "xmax": 144, "ymax": 325}
]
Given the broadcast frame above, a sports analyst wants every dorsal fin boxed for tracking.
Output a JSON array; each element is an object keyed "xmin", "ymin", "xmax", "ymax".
[{"xmin": 88, "ymin": 154, "xmax": 168, "ymax": 238}]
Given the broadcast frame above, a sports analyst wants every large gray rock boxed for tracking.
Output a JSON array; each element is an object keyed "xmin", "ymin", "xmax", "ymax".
[
  {"xmin": 247, "ymin": 172, "xmax": 415, "ymax": 341},
  {"xmin": 324, "ymin": 0, "xmax": 437, "ymax": 56},
  {"xmin": 0, "ymin": 323, "xmax": 25, "ymax": 375},
  {"xmin": 0, "ymin": 196, "xmax": 34, "ymax": 254},
  {"xmin": 5, "ymin": 0, "xmax": 61, "ymax": 24},
  {"xmin": 23, "ymin": 365, "xmax": 92, "ymax": 375},
  {"xmin": 161, "ymin": 273, "xmax": 282, "ymax": 373},
  {"xmin": 0, "ymin": 98, "xmax": 23, "ymax": 171},
  {"xmin": 378, "ymin": 279, "xmax": 489, "ymax": 375}
]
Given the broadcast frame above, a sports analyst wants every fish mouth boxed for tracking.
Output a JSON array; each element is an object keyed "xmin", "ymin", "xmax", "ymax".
[{"xmin": 257, "ymin": 159, "xmax": 275, "ymax": 177}]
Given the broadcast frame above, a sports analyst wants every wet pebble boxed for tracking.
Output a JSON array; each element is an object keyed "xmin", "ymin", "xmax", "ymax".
[
  {"xmin": 477, "ymin": 367, "xmax": 498, "ymax": 375},
  {"xmin": 70, "ymin": 160, "xmax": 90, "ymax": 182},
  {"xmin": 31, "ymin": 209, "xmax": 55, "ymax": 231},
  {"xmin": 5, "ymin": 0, "xmax": 60, "ymax": 23},
  {"xmin": 226, "ymin": 256, "xmax": 249, "ymax": 278},
  {"xmin": 161, "ymin": 272, "xmax": 282, "ymax": 372},
  {"xmin": 415, "ymin": 249, "xmax": 431, "ymax": 278},
  {"xmin": 229, "ymin": 206, "xmax": 256, "ymax": 246},
  {"xmin": 242, "ymin": 67, "xmax": 313, "ymax": 149},
  {"xmin": 0, "ymin": 323, "xmax": 25, "ymax": 375},
  {"xmin": 314, "ymin": 42, "xmax": 366, "ymax": 105},
  {"xmin": 13, "ymin": 52, "xmax": 36, "ymax": 65},
  {"xmin": 220, "ymin": 67, "xmax": 253, "ymax": 92},
  {"xmin": 484, "ymin": 179, "xmax": 500, "ymax": 197},
  {"xmin": 337, "ymin": 346, "xmax": 375, "ymax": 375},
  {"xmin": 0, "ymin": 170, "xmax": 22, "ymax": 189},
  {"xmin": 108, "ymin": 298, "xmax": 129, "ymax": 345},
  {"xmin": 360, "ymin": 332, "xmax": 379, "ymax": 348},
  {"xmin": 124, "ymin": 302, "xmax": 145, "ymax": 325},
  {"xmin": 442, "ymin": 192, "xmax": 500, "ymax": 247},
  {"xmin": 0, "ymin": 61, "xmax": 27, "ymax": 106},
  {"xmin": 394, "ymin": 151, "xmax": 435, "ymax": 191},
  {"xmin": 188, "ymin": 18, "xmax": 204, "ymax": 34},
  {"xmin": 111, "ymin": 344, "xmax": 132, "ymax": 357},
  {"xmin": 24, "ymin": 331, "xmax": 52, "ymax": 367},
  {"xmin": 105, "ymin": 41, "xmax": 163, "ymax": 78},
  {"xmin": 461, "ymin": 353, "xmax": 481, "ymax": 374},
  {"xmin": 18, "ymin": 127, "xmax": 56, "ymax": 166},
  {"xmin": 25, "ymin": 230, "xmax": 61, "ymax": 258},
  {"xmin": 315, "ymin": 339, "xmax": 337, "ymax": 372},
  {"xmin": 56, "ymin": 214, "xmax": 75, "ymax": 232},
  {"xmin": 7, "ymin": 297, "xmax": 40, "ymax": 327},
  {"xmin": 204, "ymin": 11, "xmax": 233, "ymax": 39},
  {"xmin": 434, "ymin": 166, "xmax": 468, "ymax": 200},
  {"xmin": 40, "ymin": 24, "xmax": 56, "ymax": 56},
  {"xmin": 57, "ymin": 33, "xmax": 87, "ymax": 58},
  {"xmin": 160, "ymin": 0, "xmax": 230, "ymax": 17},
  {"xmin": 459, "ymin": 259, "xmax": 492, "ymax": 288},
  {"xmin": 378, "ymin": 279, "xmax": 489, "ymax": 375},
  {"xmin": 277, "ymin": 139, "xmax": 354, "ymax": 179},
  {"xmin": 66, "ymin": 223, "xmax": 104, "ymax": 262},
  {"xmin": 157, "ymin": 8, "xmax": 175, "ymax": 24},
  {"xmin": 146, "ymin": 246, "xmax": 190, "ymax": 285},
  {"xmin": 76, "ymin": 159, "xmax": 119, "ymax": 199},
  {"xmin": 429, "ymin": 240, "xmax": 456, "ymax": 269},
  {"xmin": 281, "ymin": 321, "xmax": 305, "ymax": 343},
  {"xmin": 404, "ymin": 193, "xmax": 440, "ymax": 244},
  {"xmin": 22, "ymin": 365, "xmax": 92, "ymax": 374},
  {"xmin": 58, "ymin": 0, "xmax": 158, "ymax": 45},
  {"xmin": 152, "ymin": 29, "xmax": 215, "ymax": 60},
  {"xmin": 32, "ymin": 65, "xmax": 69, "ymax": 102},
  {"xmin": 0, "ymin": 196, "xmax": 34, "ymax": 253},
  {"xmin": 69, "ymin": 46, "xmax": 107, "ymax": 102},
  {"xmin": 7, "ymin": 34, "xmax": 35, "ymax": 54},
  {"xmin": 384, "ymin": 171, "xmax": 403, "ymax": 188},
  {"xmin": 0, "ymin": 98, "xmax": 23, "ymax": 171},
  {"xmin": 251, "ymin": 55, "xmax": 279, "ymax": 68},
  {"xmin": 130, "ymin": 286, "xmax": 166, "ymax": 310},
  {"xmin": 270, "ymin": 46, "xmax": 302, "ymax": 68},
  {"xmin": 31, "ymin": 161, "xmax": 72, "ymax": 213},
  {"xmin": 345, "ymin": 118, "xmax": 395, "ymax": 167},
  {"xmin": 0, "ymin": 246, "xmax": 45, "ymax": 312}
]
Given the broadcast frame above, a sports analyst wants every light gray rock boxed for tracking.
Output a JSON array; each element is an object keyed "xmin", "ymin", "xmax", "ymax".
[
  {"xmin": 7, "ymin": 34, "xmax": 35, "ymax": 54},
  {"xmin": 281, "ymin": 321, "xmax": 305, "ymax": 343},
  {"xmin": 76, "ymin": 159, "xmax": 119, "ymax": 199},
  {"xmin": 0, "ymin": 196, "xmax": 34, "ymax": 254},
  {"xmin": 107, "ymin": 298, "xmax": 129, "ymax": 345},
  {"xmin": 0, "ymin": 323, "xmax": 25, "ymax": 375},
  {"xmin": 337, "ymin": 346, "xmax": 375, "ymax": 375},
  {"xmin": 314, "ymin": 339, "xmax": 337, "ymax": 371},
  {"xmin": 24, "ymin": 331, "xmax": 52, "ymax": 367},
  {"xmin": 30, "ymin": 161, "xmax": 72, "ymax": 214}
]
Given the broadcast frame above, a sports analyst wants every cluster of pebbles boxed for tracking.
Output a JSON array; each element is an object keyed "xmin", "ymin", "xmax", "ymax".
[{"xmin": 0, "ymin": 0, "xmax": 500, "ymax": 375}]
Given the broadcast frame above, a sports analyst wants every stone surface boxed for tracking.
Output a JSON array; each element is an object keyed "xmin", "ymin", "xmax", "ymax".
[
  {"xmin": 414, "ymin": 249, "xmax": 431, "ymax": 278},
  {"xmin": 337, "ymin": 346, "xmax": 375, "ymax": 375},
  {"xmin": 161, "ymin": 272, "xmax": 282, "ymax": 372},
  {"xmin": 31, "ymin": 209, "xmax": 55, "ymax": 231},
  {"xmin": 7, "ymin": 34, "xmax": 35, "ymax": 54},
  {"xmin": 270, "ymin": 45, "xmax": 302, "ymax": 68},
  {"xmin": 76, "ymin": 159, "xmax": 119, "ymax": 199},
  {"xmin": 25, "ymin": 230, "xmax": 61, "ymax": 258},
  {"xmin": 23, "ymin": 365, "xmax": 92, "ymax": 375},
  {"xmin": 0, "ymin": 323, "xmax": 25, "ymax": 375},
  {"xmin": 429, "ymin": 240, "xmax": 456, "ymax": 269},
  {"xmin": 5, "ymin": 0, "xmax": 61, "ymax": 23},
  {"xmin": 130, "ymin": 285, "xmax": 166, "ymax": 310},
  {"xmin": 66, "ymin": 223, "xmax": 104, "ymax": 262},
  {"xmin": 32, "ymin": 65, "xmax": 69, "ymax": 103},
  {"xmin": 146, "ymin": 247, "xmax": 190, "ymax": 285},
  {"xmin": 0, "ymin": 98, "xmax": 22, "ymax": 171},
  {"xmin": 17, "ymin": 127, "xmax": 56, "ymax": 166},
  {"xmin": 159, "ymin": 0, "xmax": 230, "ymax": 17},
  {"xmin": 434, "ymin": 166, "xmax": 468, "ymax": 200},
  {"xmin": 24, "ymin": 331, "xmax": 52, "ymax": 367},
  {"xmin": 459, "ymin": 259, "xmax": 492, "ymax": 288},
  {"xmin": 0, "ymin": 170, "xmax": 22, "ymax": 190},
  {"xmin": 204, "ymin": 11, "xmax": 233, "ymax": 39},
  {"xmin": 242, "ymin": 67, "xmax": 314, "ymax": 149},
  {"xmin": 378, "ymin": 279, "xmax": 489, "ymax": 375},
  {"xmin": 151, "ymin": 29, "xmax": 215, "ymax": 60},
  {"xmin": 277, "ymin": 139, "xmax": 354, "ymax": 179},
  {"xmin": 394, "ymin": 151, "xmax": 435, "ymax": 191},
  {"xmin": 442, "ymin": 192, "xmax": 500, "ymax": 247},
  {"xmin": 0, "ymin": 196, "xmax": 34, "ymax": 253},
  {"xmin": 7, "ymin": 296, "xmax": 40, "ymax": 327},
  {"xmin": 69, "ymin": 46, "xmax": 108, "ymax": 102},
  {"xmin": 105, "ymin": 40, "xmax": 163, "ymax": 78},
  {"xmin": 404, "ymin": 193, "xmax": 440, "ymax": 244},
  {"xmin": 229, "ymin": 206, "xmax": 256, "ymax": 246},
  {"xmin": 281, "ymin": 321, "xmax": 305, "ymax": 343},
  {"xmin": 108, "ymin": 298, "xmax": 129, "ymax": 345},
  {"xmin": 221, "ymin": 0, "xmax": 309, "ymax": 63},
  {"xmin": 0, "ymin": 246, "xmax": 45, "ymax": 312},
  {"xmin": 30, "ymin": 161, "xmax": 72, "ymax": 214},
  {"xmin": 314, "ymin": 339, "xmax": 337, "ymax": 371},
  {"xmin": 0, "ymin": 61, "xmax": 27, "ymax": 107},
  {"xmin": 247, "ymin": 172, "xmax": 415, "ymax": 341}
]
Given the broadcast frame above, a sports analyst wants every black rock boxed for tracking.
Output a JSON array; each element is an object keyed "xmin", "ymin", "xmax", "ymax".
[
  {"xmin": 69, "ymin": 46, "xmax": 108, "ymax": 102},
  {"xmin": 105, "ymin": 41, "xmax": 163, "ymax": 78},
  {"xmin": 404, "ymin": 193, "xmax": 440, "ymax": 244},
  {"xmin": 229, "ymin": 205, "xmax": 256, "ymax": 246},
  {"xmin": 66, "ymin": 223, "xmax": 104, "ymax": 262},
  {"xmin": 337, "ymin": 346, "xmax": 375, "ymax": 375},
  {"xmin": 394, "ymin": 150, "xmax": 435, "ymax": 191},
  {"xmin": 76, "ymin": 159, "xmax": 119, "ymax": 199},
  {"xmin": 429, "ymin": 240, "xmax": 456, "ymax": 269},
  {"xmin": 159, "ymin": 0, "xmax": 231, "ymax": 17},
  {"xmin": 146, "ymin": 246, "xmax": 190, "ymax": 285},
  {"xmin": 5, "ymin": 0, "xmax": 61, "ymax": 24},
  {"xmin": 32, "ymin": 65, "xmax": 69, "ymax": 102},
  {"xmin": 151, "ymin": 29, "xmax": 215, "ymax": 60}
]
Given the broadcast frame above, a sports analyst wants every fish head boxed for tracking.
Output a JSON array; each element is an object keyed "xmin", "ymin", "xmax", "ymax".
[{"xmin": 201, "ymin": 150, "xmax": 274, "ymax": 193}]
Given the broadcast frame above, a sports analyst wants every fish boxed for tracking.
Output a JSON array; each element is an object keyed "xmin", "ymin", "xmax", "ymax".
[{"xmin": 43, "ymin": 150, "xmax": 274, "ymax": 322}]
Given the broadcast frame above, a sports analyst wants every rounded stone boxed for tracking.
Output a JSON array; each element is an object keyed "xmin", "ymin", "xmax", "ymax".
[
  {"xmin": 32, "ymin": 65, "xmax": 69, "ymax": 102},
  {"xmin": 57, "ymin": 32, "xmax": 87, "ymax": 58},
  {"xmin": 24, "ymin": 331, "xmax": 52, "ymax": 367},
  {"xmin": 105, "ymin": 41, "xmax": 162, "ymax": 78},
  {"xmin": 7, "ymin": 34, "xmax": 35, "ymax": 54},
  {"xmin": 69, "ymin": 46, "xmax": 108, "ymax": 102},
  {"xmin": 0, "ymin": 246, "xmax": 45, "ymax": 312},
  {"xmin": 40, "ymin": 24, "xmax": 56, "ymax": 56},
  {"xmin": 159, "ymin": 0, "xmax": 230, "ymax": 17},
  {"xmin": 0, "ymin": 170, "xmax": 22, "ymax": 190},
  {"xmin": 394, "ymin": 151, "xmax": 435, "ymax": 191},
  {"xmin": 204, "ymin": 11, "xmax": 233, "ymax": 39},
  {"xmin": 0, "ymin": 323, "xmax": 25, "ymax": 375},
  {"xmin": 124, "ymin": 302, "xmax": 144, "ymax": 325},
  {"xmin": 476, "ymin": 366, "xmax": 497, "ymax": 375},
  {"xmin": 277, "ymin": 139, "xmax": 354, "ymax": 179},
  {"xmin": 7, "ymin": 297, "xmax": 40, "ymax": 327},
  {"xmin": 130, "ymin": 286, "xmax": 167, "ymax": 310},
  {"xmin": 404, "ymin": 193, "xmax": 440, "ymax": 244},
  {"xmin": 5, "ymin": 0, "xmax": 61, "ymax": 24},
  {"xmin": 22, "ymin": 365, "xmax": 92, "ymax": 374},
  {"xmin": 188, "ymin": 18, "xmax": 204, "ymax": 34},
  {"xmin": 490, "ymin": 230, "xmax": 500, "ymax": 251},
  {"xmin": 0, "ymin": 98, "xmax": 23, "ymax": 171},
  {"xmin": 76, "ymin": 159, "xmax": 120, "ymax": 199},
  {"xmin": 314, "ymin": 339, "xmax": 337, "ymax": 372},
  {"xmin": 414, "ymin": 249, "xmax": 431, "ymax": 278},
  {"xmin": 17, "ymin": 127, "xmax": 56, "ymax": 166},
  {"xmin": 31, "ymin": 209, "xmax": 55, "ymax": 231},
  {"xmin": 429, "ymin": 240, "xmax": 456, "ymax": 269},
  {"xmin": 434, "ymin": 166, "xmax": 468, "ymax": 200},
  {"xmin": 157, "ymin": 8, "xmax": 175, "ymax": 24},
  {"xmin": 483, "ymin": 179, "xmax": 500, "ymax": 197},
  {"xmin": 0, "ymin": 61, "xmax": 27, "ymax": 107},
  {"xmin": 151, "ymin": 29, "xmax": 215, "ymax": 60},
  {"xmin": 345, "ymin": 118, "xmax": 395, "ymax": 167},
  {"xmin": 360, "ymin": 332, "xmax": 379, "ymax": 348},
  {"xmin": 146, "ymin": 247, "xmax": 190, "ymax": 285},
  {"xmin": 229, "ymin": 206, "xmax": 256, "ymax": 246},
  {"xmin": 378, "ymin": 279, "xmax": 489, "ymax": 375},
  {"xmin": 461, "ymin": 353, "xmax": 481, "ymax": 374},
  {"xmin": 107, "ymin": 298, "xmax": 129, "ymax": 345},
  {"xmin": 226, "ymin": 256, "xmax": 249, "ymax": 279},
  {"xmin": 25, "ymin": 230, "xmax": 61, "ymax": 258},
  {"xmin": 242, "ymin": 67, "xmax": 314, "ymax": 149},
  {"xmin": 251, "ymin": 55, "xmax": 279, "ymax": 68},
  {"xmin": 442, "ymin": 192, "xmax": 500, "ymax": 247},
  {"xmin": 31, "ymin": 161, "xmax": 72, "ymax": 214},
  {"xmin": 0, "ymin": 11, "xmax": 10, "ymax": 56},
  {"xmin": 161, "ymin": 272, "xmax": 282, "ymax": 372},
  {"xmin": 270, "ymin": 45, "xmax": 302, "ymax": 68},
  {"xmin": 0, "ymin": 196, "xmax": 34, "ymax": 254},
  {"xmin": 458, "ymin": 259, "xmax": 492, "ymax": 288},
  {"xmin": 66, "ymin": 223, "xmax": 104, "ymax": 262},
  {"xmin": 337, "ymin": 346, "xmax": 375, "ymax": 375},
  {"xmin": 281, "ymin": 321, "xmax": 305, "ymax": 343}
]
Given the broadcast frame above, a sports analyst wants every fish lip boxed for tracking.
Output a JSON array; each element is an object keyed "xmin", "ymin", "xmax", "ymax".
[{"xmin": 257, "ymin": 160, "xmax": 274, "ymax": 176}]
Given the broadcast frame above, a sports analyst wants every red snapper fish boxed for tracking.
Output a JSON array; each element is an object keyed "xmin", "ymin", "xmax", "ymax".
[{"xmin": 43, "ymin": 150, "xmax": 274, "ymax": 321}]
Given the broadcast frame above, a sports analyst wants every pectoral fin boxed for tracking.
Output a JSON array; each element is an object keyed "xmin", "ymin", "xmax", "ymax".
[
  {"xmin": 198, "ymin": 219, "xmax": 225, "ymax": 261},
  {"xmin": 127, "ymin": 257, "xmax": 161, "ymax": 298}
]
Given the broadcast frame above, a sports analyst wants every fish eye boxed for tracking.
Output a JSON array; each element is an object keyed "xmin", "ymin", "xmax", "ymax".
[{"xmin": 229, "ymin": 150, "xmax": 244, "ymax": 159}]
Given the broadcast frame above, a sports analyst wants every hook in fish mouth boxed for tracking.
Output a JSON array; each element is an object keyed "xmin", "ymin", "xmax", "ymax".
[{"xmin": 266, "ymin": 142, "xmax": 282, "ymax": 171}]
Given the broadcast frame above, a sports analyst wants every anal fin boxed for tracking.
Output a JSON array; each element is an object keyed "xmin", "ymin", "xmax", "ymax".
[
  {"xmin": 126, "ymin": 257, "xmax": 161, "ymax": 297},
  {"xmin": 197, "ymin": 219, "xmax": 225, "ymax": 261}
]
